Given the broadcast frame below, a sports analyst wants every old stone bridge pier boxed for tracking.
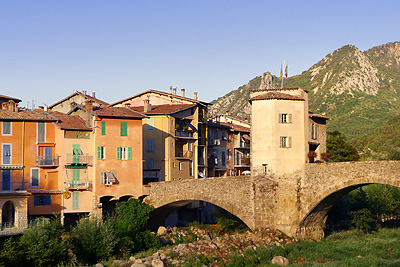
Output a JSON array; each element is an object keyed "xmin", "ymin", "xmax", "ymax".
[{"xmin": 144, "ymin": 161, "xmax": 400, "ymax": 238}]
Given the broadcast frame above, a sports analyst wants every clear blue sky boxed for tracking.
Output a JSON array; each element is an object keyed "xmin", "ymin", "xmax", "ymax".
[{"xmin": 1, "ymin": 0, "xmax": 399, "ymax": 108}]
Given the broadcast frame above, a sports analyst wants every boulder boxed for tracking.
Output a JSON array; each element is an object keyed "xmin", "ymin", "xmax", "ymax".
[
  {"xmin": 157, "ymin": 226, "xmax": 168, "ymax": 236},
  {"xmin": 271, "ymin": 256, "xmax": 290, "ymax": 266}
]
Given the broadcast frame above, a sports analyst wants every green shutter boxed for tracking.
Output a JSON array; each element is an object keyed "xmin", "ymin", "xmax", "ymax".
[
  {"xmin": 120, "ymin": 122, "xmax": 127, "ymax": 136},
  {"xmin": 117, "ymin": 147, "xmax": 121, "ymax": 160},
  {"xmin": 128, "ymin": 147, "xmax": 132, "ymax": 160},
  {"xmin": 72, "ymin": 169, "xmax": 80, "ymax": 183},
  {"xmin": 72, "ymin": 144, "xmax": 81, "ymax": 163},
  {"xmin": 101, "ymin": 121, "xmax": 106, "ymax": 135},
  {"xmin": 72, "ymin": 192, "xmax": 79, "ymax": 209},
  {"xmin": 97, "ymin": 146, "xmax": 101, "ymax": 159}
]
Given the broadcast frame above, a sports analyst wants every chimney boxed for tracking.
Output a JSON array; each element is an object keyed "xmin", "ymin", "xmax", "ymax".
[
  {"xmin": 143, "ymin": 98, "xmax": 151, "ymax": 113},
  {"xmin": 82, "ymin": 90, "xmax": 87, "ymax": 95},
  {"xmin": 44, "ymin": 105, "xmax": 48, "ymax": 112},
  {"xmin": 124, "ymin": 103, "xmax": 131, "ymax": 108},
  {"xmin": 170, "ymin": 86, "xmax": 173, "ymax": 94},
  {"xmin": 194, "ymin": 92, "xmax": 198, "ymax": 101},
  {"xmin": 85, "ymin": 100, "xmax": 93, "ymax": 113},
  {"xmin": 70, "ymin": 102, "xmax": 77, "ymax": 110},
  {"xmin": 181, "ymin": 88, "xmax": 185, "ymax": 97},
  {"xmin": 92, "ymin": 92, "xmax": 96, "ymax": 98},
  {"xmin": 173, "ymin": 87, "xmax": 177, "ymax": 95}
]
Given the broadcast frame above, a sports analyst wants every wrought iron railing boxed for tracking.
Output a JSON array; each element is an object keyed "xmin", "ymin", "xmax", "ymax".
[
  {"xmin": 65, "ymin": 180, "xmax": 92, "ymax": 190},
  {"xmin": 0, "ymin": 182, "xmax": 28, "ymax": 191},
  {"xmin": 36, "ymin": 155, "xmax": 59, "ymax": 167},
  {"xmin": 66, "ymin": 154, "xmax": 92, "ymax": 165}
]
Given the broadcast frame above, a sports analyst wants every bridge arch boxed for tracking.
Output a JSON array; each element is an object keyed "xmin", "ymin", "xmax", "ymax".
[{"xmin": 299, "ymin": 161, "xmax": 400, "ymax": 237}]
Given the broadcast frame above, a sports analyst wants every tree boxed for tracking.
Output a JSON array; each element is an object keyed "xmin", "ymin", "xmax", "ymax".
[{"xmin": 327, "ymin": 131, "xmax": 360, "ymax": 162}]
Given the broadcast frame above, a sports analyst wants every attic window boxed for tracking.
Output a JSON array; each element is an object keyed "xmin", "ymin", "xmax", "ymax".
[{"xmin": 65, "ymin": 131, "xmax": 90, "ymax": 139}]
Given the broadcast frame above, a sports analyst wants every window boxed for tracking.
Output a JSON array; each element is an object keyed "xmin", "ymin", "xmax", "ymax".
[
  {"xmin": 101, "ymin": 121, "xmax": 106, "ymax": 135},
  {"xmin": 31, "ymin": 168, "xmax": 40, "ymax": 187},
  {"xmin": 280, "ymin": 136, "xmax": 292, "ymax": 148},
  {"xmin": 227, "ymin": 149, "xmax": 231, "ymax": 160},
  {"xmin": 222, "ymin": 151, "xmax": 226, "ymax": 166},
  {"xmin": 120, "ymin": 122, "xmax": 128, "ymax": 136},
  {"xmin": 147, "ymin": 117, "xmax": 154, "ymax": 130},
  {"xmin": 189, "ymin": 160, "xmax": 193, "ymax": 176},
  {"xmin": 179, "ymin": 162, "xmax": 182, "ymax": 171},
  {"xmin": 117, "ymin": 146, "xmax": 132, "ymax": 160},
  {"xmin": 2, "ymin": 122, "xmax": 11, "ymax": 136},
  {"xmin": 72, "ymin": 192, "xmax": 79, "ymax": 209},
  {"xmin": 100, "ymin": 171, "xmax": 116, "ymax": 185},
  {"xmin": 146, "ymin": 138, "xmax": 154, "ymax": 152},
  {"xmin": 311, "ymin": 123, "xmax": 317, "ymax": 140},
  {"xmin": 72, "ymin": 144, "xmax": 82, "ymax": 163},
  {"xmin": 279, "ymin": 113, "xmax": 292, "ymax": 124},
  {"xmin": 1, "ymin": 170, "xmax": 11, "ymax": 191},
  {"xmin": 37, "ymin": 122, "xmax": 46, "ymax": 142},
  {"xmin": 97, "ymin": 146, "xmax": 105, "ymax": 159},
  {"xmin": 38, "ymin": 146, "xmax": 52, "ymax": 165},
  {"xmin": 2, "ymin": 144, "xmax": 11, "ymax": 164},
  {"xmin": 34, "ymin": 195, "xmax": 51, "ymax": 206},
  {"xmin": 263, "ymin": 164, "xmax": 268, "ymax": 174},
  {"xmin": 146, "ymin": 158, "xmax": 154, "ymax": 169}
]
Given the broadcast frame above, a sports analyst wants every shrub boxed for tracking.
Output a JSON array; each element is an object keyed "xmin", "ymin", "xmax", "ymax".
[
  {"xmin": 69, "ymin": 216, "xmax": 118, "ymax": 265},
  {"xmin": 349, "ymin": 208, "xmax": 376, "ymax": 233}
]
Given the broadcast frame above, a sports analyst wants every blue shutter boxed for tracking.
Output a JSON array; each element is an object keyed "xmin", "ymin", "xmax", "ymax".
[{"xmin": 43, "ymin": 195, "xmax": 51, "ymax": 205}]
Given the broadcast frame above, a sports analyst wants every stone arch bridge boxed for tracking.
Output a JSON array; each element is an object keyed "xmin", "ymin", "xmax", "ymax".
[{"xmin": 144, "ymin": 161, "xmax": 400, "ymax": 238}]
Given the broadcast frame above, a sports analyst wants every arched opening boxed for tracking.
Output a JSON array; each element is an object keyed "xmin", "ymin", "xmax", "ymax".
[
  {"xmin": 100, "ymin": 195, "xmax": 134, "ymax": 217},
  {"xmin": 147, "ymin": 200, "xmax": 250, "ymax": 231},
  {"xmin": 300, "ymin": 182, "xmax": 400, "ymax": 237},
  {"xmin": 2, "ymin": 201, "xmax": 15, "ymax": 228}
]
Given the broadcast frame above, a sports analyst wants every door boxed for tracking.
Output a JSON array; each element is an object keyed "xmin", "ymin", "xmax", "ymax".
[
  {"xmin": 1, "ymin": 170, "xmax": 11, "ymax": 191},
  {"xmin": 44, "ymin": 147, "xmax": 52, "ymax": 165}
]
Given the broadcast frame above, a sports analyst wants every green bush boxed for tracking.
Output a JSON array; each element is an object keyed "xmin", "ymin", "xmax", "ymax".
[
  {"xmin": 349, "ymin": 208, "xmax": 376, "ymax": 233},
  {"xmin": 18, "ymin": 214, "xmax": 68, "ymax": 267},
  {"xmin": 69, "ymin": 216, "xmax": 118, "ymax": 265}
]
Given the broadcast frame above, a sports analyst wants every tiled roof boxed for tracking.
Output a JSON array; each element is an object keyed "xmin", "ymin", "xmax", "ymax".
[
  {"xmin": 309, "ymin": 112, "xmax": 329, "ymax": 120},
  {"xmin": 48, "ymin": 111, "xmax": 91, "ymax": 130},
  {"xmin": 48, "ymin": 91, "xmax": 109, "ymax": 108},
  {"xmin": 0, "ymin": 95, "xmax": 22, "ymax": 103},
  {"xmin": 220, "ymin": 122, "xmax": 250, "ymax": 133},
  {"xmin": 92, "ymin": 107, "xmax": 147, "ymax": 118},
  {"xmin": 0, "ymin": 110, "xmax": 57, "ymax": 121},
  {"xmin": 249, "ymin": 88, "xmax": 309, "ymax": 93},
  {"xmin": 131, "ymin": 104, "xmax": 196, "ymax": 115},
  {"xmin": 249, "ymin": 92, "xmax": 305, "ymax": 102},
  {"xmin": 111, "ymin": 89, "xmax": 209, "ymax": 106}
]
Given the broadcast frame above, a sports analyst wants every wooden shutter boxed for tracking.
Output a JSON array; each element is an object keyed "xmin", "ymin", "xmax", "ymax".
[
  {"xmin": 117, "ymin": 147, "xmax": 121, "ymax": 160},
  {"xmin": 128, "ymin": 147, "xmax": 132, "ymax": 160},
  {"xmin": 120, "ymin": 122, "xmax": 127, "ymax": 136},
  {"xmin": 289, "ymin": 114, "xmax": 293, "ymax": 123},
  {"xmin": 72, "ymin": 192, "xmax": 79, "ymax": 209},
  {"xmin": 101, "ymin": 121, "xmax": 106, "ymax": 135},
  {"xmin": 97, "ymin": 146, "xmax": 102, "ymax": 159},
  {"xmin": 100, "ymin": 172, "xmax": 105, "ymax": 185}
]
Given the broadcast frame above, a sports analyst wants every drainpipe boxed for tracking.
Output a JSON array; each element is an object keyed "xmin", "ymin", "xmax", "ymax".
[{"xmin": 22, "ymin": 121, "xmax": 25, "ymax": 189}]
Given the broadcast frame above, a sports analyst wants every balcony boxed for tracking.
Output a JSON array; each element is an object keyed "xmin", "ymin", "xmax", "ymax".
[
  {"xmin": 175, "ymin": 130, "xmax": 194, "ymax": 138},
  {"xmin": 0, "ymin": 182, "xmax": 28, "ymax": 191},
  {"xmin": 234, "ymin": 142, "xmax": 250, "ymax": 149},
  {"xmin": 66, "ymin": 154, "xmax": 92, "ymax": 165},
  {"xmin": 175, "ymin": 150, "xmax": 193, "ymax": 159},
  {"xmin": 65, "ymin": 180, "xmax": 92, "ymax": 190},
  {"xmin": 36, "ymin": 155, "xmax": 59, "ymax": 167},
  {"xmin": 234, "ymin": 156, "xmax": 251, "ymax": 167}
]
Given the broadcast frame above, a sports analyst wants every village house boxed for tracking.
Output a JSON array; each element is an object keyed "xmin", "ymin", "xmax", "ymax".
[{"xmin": 249, "ymin": 88, "xmax": 328, "ymax": 176}]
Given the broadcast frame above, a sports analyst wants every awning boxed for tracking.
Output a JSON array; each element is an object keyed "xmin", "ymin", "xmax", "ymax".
[
  {"xmin": 106, "ymin": 171, "xmax": 116, "ymax": 183},
  {"xmin": 65, "ymin": 165, "xmax": 87, "ymax": 169},
  {"xmin": 0, "ymin": 165, "xmax": 23, "ymax": 170},
  {"xmin": 243, "ymin": 134, "xmax": 251, "ymax": 140},
  {"xmin": 185, "ymin": 122, "xmax": 198, "ymax": 132}
]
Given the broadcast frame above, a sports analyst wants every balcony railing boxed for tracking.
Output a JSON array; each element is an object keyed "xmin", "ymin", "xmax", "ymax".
[
  {"xmin": 234, "ymin": 142, "xmax": 250, "ymax": 149},
  {"xmin": 66, "ymin": 154, "xmax": 92, "ymax": 165},
  {"xmin": 0, "ymin": 182, "xmax": 28, "ymax": 191},
  {"xmin": 175, "ymin": 130, "xmax": 194, "ymax": 138},
  {"xmin": 36, "ymin": 155, "xmax": 59, "ymax": 167},
  {"xmin": 234, "ymin": 156, "xmax": 251, "ymax": 167},
  {"xmin": 175, "ymin": 151, "xmax": 193, "ymax": 159},
  {"xmin": 65, "ymin": 180, "xmax": 92, "ymax": 190}
]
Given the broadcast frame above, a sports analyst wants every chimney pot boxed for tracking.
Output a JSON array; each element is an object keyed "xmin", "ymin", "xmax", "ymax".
[
  {"xmin": 143, "ymin": 99, "xmax": 151, "ymax": 112},
  {"xmin": 181, "ymin": 88, "xmax": 185, "ymax": 97},
  {"xmin": 173, "ymin": 88, "xmax": 177, "ymax": 95},
  {"xmin": 170, "ymin": 86, "xmax": 173, "ymax": 94},
  {"xmin": 194, "ymin": 92, "xmax": 198, "ymax": 101},
  {"xmin": 44, "ymin": 105, "xmax": 48, "ymax": 112},
  {"xmin": 92, "ymin": 92, "xmax": 96, "ymax": 98},
  {"xmin": 85, "ymin": 100, "xmax": 93, "ymax": 113},
  {"xmin": 82, "ymin": 90, "xmax": 87, "ymax": 95}
]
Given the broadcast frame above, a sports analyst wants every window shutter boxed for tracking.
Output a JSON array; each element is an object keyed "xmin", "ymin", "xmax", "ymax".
[
  {"xmin": 43, "ymin": 195, "xmax": 51, "ymax": 205},
  {"xmin": 31, "ymin": 168, "xmax": 39, "ymax": 186},
  {"xmin": 72, "ymin": 169, "xmax": 80, "ymax": 183},
  {"xmin": 100, "ymin": 172, "xmax": 105, "ymax": 185},
  {"xmin": 120, "ymin": 122, "xmax": 127, "ymax": 136},
  {"xmin": 111, "ymin": 171, "xmax": 117, "ymax": 184},
  {"xmin": 288, "ymin": 136, "xmax": 292, "ymax": 148},
  {"xmin": 279, "ymin": 114, "xmax": 283, "ymax": 123},
  {"xmin": 72, "ymin": 192, "xmax": 79, "ymax": 209},
  {"xmin": 101, "ymin": 121, "xmax": 106, "ymax": 135},
  {"xmin": 289, "ymin": 114, "xmax": 292, "ymax": 123},
  {"xmin": 34, "ymin": 196, "xmax": 39, "ymax": 206},
  {"xmin": 128, "ymin": 147, "xmax": 132, "ymax": 160},
  {"xmin": 97, "ymin": 146, "xmax": 101, "ymax": 159},
  {"xmin": 117, "ymin": 147, "xmax": 121, "ymax": 160},
  {"xmin": 280, "ymin": 137, "xmax": 283, "ymax": 148}
]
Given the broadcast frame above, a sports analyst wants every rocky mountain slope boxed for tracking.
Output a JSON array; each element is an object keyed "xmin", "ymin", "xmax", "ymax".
[{"xmin": 210, "ymin": 41, "xmax": 400, "ymax": 141}]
